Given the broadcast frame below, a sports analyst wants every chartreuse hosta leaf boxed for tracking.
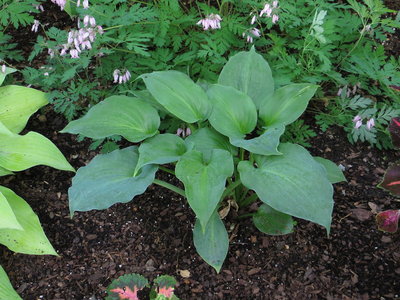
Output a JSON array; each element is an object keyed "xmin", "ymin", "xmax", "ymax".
[
  {"xmin": 106, "ymin": 273, "xmax": 148, "ymax": 300},
  {"xmin": 0, "ymin": 191, "xmax": 22, "ymax": 230},
  {"xmin": 0, "ymin": 166, "xmax": 13, "ymax": 176},
  {"xmin": 259, "ymin": 84, "xmax": 319, "ymax": 127},
  {"xmin": 185, "ymin": 127, "xmax": 238, "ymax": 156},
  {"xmin": 207, "ymin": 84, "xmax": 257, "ymax": 139},
  {"xmin": 253, "ymin": 204, "xmax": 294, "ymax": 235},
  {"xmin": 0, "ymin": 121, "xmax": 74, "ymax": 172},
  {"xmin": 0, "ymin": 186, "xmax": 57, "ymax": 255},
  {"xmin": 69, "ymin": 146, "xmax": 157, "ymax": 214},
  {"xmin": 238, "ymin": 143, "xmax": 333, "ymax": 232},
  {"xmin": 314, "ymin": 157, "xmax": 346, "ymax": 184},
  {"xmin": 230, "ymin": 124, "xmax": 285, "ymax": 156},
  {"xmin": 0, "ymin": 266, "xmax": 22, "ymax": 300},
  {"xmin": 218, "ymin": 46, "xmax": 274, "ymax": 109},
  {"xmin": 175, "ymin": 149, "xmax": 234, "ymax": 230},
  {"xmin": 0, "ymin": 121, "xmax": 73, "ymax": 172},
  {"xmin": 140, "ymin": 70, "xmax": 211, "ymax": 123},
  {"xmin": 193, "ymin": 211, "xmax": 229, "ymax": 273},
  {"xmin": 0, "ymin": 85, "xmax": 48, "ymax": 134},
  {"xmin": 135, "ymin": 133, "xmax": 187, "ymax": 175},
  {"xmin": 62, "ymin": 96, "xmax": 160, "ymax": 143},
  {"xmin": 0, "ymin": 66, "xmax": 17, "ymax": 86}
]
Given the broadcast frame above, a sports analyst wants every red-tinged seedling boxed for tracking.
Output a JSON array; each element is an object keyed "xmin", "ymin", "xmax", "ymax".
[
  {"xmin": 152, "ymin": 275, "xmax": 178, "ymax": 299},
  {"xmin": 376, "ymin": 210, "xmax": 400, "ymax": 233},
  {"xmin": 106, "ymin": 274, "xmax": 148, "ymax": 300},
  {"xmin": 376, "ymin": 117, "xmax": 400, "ymax": 233}
]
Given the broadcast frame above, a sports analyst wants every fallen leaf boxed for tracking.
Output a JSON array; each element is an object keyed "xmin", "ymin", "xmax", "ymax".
[
  {"xmin": 351, "ymin": 208, "xmax": 372, "ymax": 221},
  {"xmin": 179, "ymin": 269, "xmax": 191, "ymax": 278}
]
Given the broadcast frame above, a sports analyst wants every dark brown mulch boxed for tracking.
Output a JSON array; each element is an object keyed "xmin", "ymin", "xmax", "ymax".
[{"xmin": 1, "ymin": 106, "xmax": 399, "ymax": 300}]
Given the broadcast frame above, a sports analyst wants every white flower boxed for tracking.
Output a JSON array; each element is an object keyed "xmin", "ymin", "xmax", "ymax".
[
  {"xmin": 197, "ymin": 14, "xmax": 222, "ymax": 30},
  {"xmin": 1, "ymin": 64, "xmax": 6, "ymax": 73},
  {"xmin": 31, "ymin": 20, "xmax": 40, "ymax": 32},
  {"xmin": 366, "ymin": 118, "xmax": 375, "ymax": 130}
]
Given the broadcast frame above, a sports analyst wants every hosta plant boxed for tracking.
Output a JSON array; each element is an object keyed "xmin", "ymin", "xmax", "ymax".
[
  {"xmin": 62, "ymin": 48, "xmax": 345, "ymax": 271},
  {"xmin": 0, "ymin": 68, "xmax": 74, "ymax": 297},
  {"xmin": 106, "ymin": 273, "xmax": 179, "ymax": 300},
  {"xmin": 376, "ymin": 117, "xmax": 400, "ymax": 233}
]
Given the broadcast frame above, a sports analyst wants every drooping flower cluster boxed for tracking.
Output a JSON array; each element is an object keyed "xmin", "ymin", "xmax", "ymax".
[
  {"xmin": 242, "ymin": 28, "xmax": 261, "ymax": 43},
  {"xmin": 176, "ymin": 127, "xmax": 191, "ymax": 138},
  {"xmin": 353, "ymin": 115, "xmax": 375, "ymax": 130},
  {"xmin": 196, "ymin": 14, "xmax": 222, "ymax": 30},
  {"xmin": 60, "ymin": 16, "xmax": 103, "ymax": 58},
  {"xmin": 337, "ymin": 83, "xmax": 361, "ymax": 98},
  {"xmin": 260, "ymin": 1, "xmax": 279, "ymax": 23},
  {"xmin": 51, "ymin": 0, "xmax": 67, "ymax": 10},
  {"xmin": 31, "ymin": 20, "xmax": 40, "ymax": 32},
  {"xmin": 113, "ymin": 69, "xmax": 131, "ymax": 84}
]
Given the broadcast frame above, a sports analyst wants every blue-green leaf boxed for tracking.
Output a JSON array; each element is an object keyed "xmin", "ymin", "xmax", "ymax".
[
  {"xmin": 193, "ymin": 211, "xmax": 228, "ymax": 273},
  {"xmin": 185, "ymin": 127, "xmax": 238, "ymax": 156},
  {"xmin": 314, "ymin": 157, "xmax": 347, "ymax": 184},
  {"xmin": 207, "ymin": 84, "xmax": 257, "ymax": 139},
  {"xmin": 0, "ymin": 266, "xmax": 22, "ymax": 300},
  {"xmin": 62, "ymin": 96, "xmax": 160, "ymax": 143},
  {"xmin": 238, "ymin": 143, "xmax": 333, "ymax": 232},
  {"xmin": 218, "ymin": 46, "xmax": 274, "ymax": 109},
  {"xmin": 135, "ymin": 133, "xmax": 186, "ymax": 175},
  {"xmin": 259, "ymin": 84, "xmax": 318, "ymax": 127},
  {"xmin": 175, "ymin": 149, "xmax": 234, "ymax": 230},
  {"xmin": 230, "ymin": 124, "xmax": 285, "ymax": 156},
  {"xmin": 140, "ymin": 71, "xmax": 211, "ymax": 123},
  {"xmin": 253, "ymin": 204, "xmax": 294, "ymax": 235},
  {"xmin": 69, "ymin": 147, "xmax": 157, "ymax": 214}
]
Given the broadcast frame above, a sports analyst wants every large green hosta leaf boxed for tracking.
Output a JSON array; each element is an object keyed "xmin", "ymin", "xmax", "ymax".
[
  {"xmin": 238, "ymin": 143, "xmax": 333, "ymax": 232},
  {"xmin": 140, "ymin": 71, "xmax": 211, "ymax": 123},
  {"xmin": 0, "ymin": 186, "xmax": 57, "ymax": 255},
  {"xmin": 218, "ymin": 46, "xmax": 274, "ymax": 109},
  {"xmin": 259, "ymin": 84, "xmax": 318, "ymax": 127},
  {"xmin": 207, "ymin": 84, "xmax": 257, "ymax": 139},
  {"xmin": 69, "ymin": 147, "xmax": 157, "ymax": 214},
  {"xmin": 0, "ymin": 166, "xmax": 13, "ymax": 176},
  {"xmin": 253, "ymin": 204, "xmax": 294, "ymax": 235},
  {"xmin": 230, "ymin": 124, "xmax": 285, "ymax": 156},
  {"xmin": 0, "ymin": 191, "xmax": 22, "ymax": 230},
  {"xmin": 0, "ymin": 121, "xmax": 74, "ymax": 172},
  {"xmin": 62, "ymin": 96, "xmax": 160, "ymax": 143},
  {"xmin": 314, "ymin": 157, "xmax": 346, "ymax": 184},
  {"xmin": 193, "ymin": 211, "xmax": 228, "ymax": 273},
  {"xmin": 175, "ymin": 149, "xmax": 234, "ymax": 230},
  {"xmin": 0, "ymin": 266, "xmax": 22, "ymax": 300},
  {"xmin": 135, "ymin": 133, "xmax": 187, "ymax": 175},
  {"xmin": 0, "ymin": 85, "xmax": 48, "ymax": 133},
  {"xmin": 185, "ymin": 128, "xmax": 238, "ymax": 156}
]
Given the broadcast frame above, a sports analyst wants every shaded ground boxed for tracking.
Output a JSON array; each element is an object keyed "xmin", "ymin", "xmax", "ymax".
[{"xmin": 1, "ymin": 108, "xmax": 399, "ymax": 299}]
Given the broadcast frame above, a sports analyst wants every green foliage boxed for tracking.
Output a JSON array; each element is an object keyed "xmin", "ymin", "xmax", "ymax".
[
  {"xmin": 0, "ymin": 71, "xmax": 74, "ymax": 298},
  {"xmin": 64, "ymin": 49, "xmax": 345, "ymax": 271}
]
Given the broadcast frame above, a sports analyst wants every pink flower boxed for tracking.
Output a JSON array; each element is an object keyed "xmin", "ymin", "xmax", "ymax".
[
  {"xmin": 250, "ymin": 14, "xmax": 257, "ymax": 25},
  {"xmin": 242, "ymin": 28, "xmax": 261, "ymax": 43},
  {"xmin": 1, "ymin": 64, "xmax": 6, "ymax": 73},
  {"xmin": 352, "ymin": 115, "xmax": 362, "ymax": 123},
  {"xmin": 354, "ymin": 120, "xmax": 362, "ymax": 129},
  {"xmin": 272, "ymin": 14, "xmax": 279, "ymax": 23},
  {"xmin": 113, "ymin": 69, "xmax": 130, "ymax": 84},
  {"xmin": 197, "ymin": 14, "xmax": 222, "ymax": 30},
  {"xmin": 366, "ymin": 118, "xmax": 375, "ymax": 130},
  {"xmin": 83, "ymin": 0, "xmax": 89, "ymax": 9},
  {"xmin": 70, "ymin": 49, "xmax": 79, "ymax": 58},
  {"xmin": 31, "ymin": 20, "xmax": 40, "ymax": 32},
  {"xmin": 272, "ymin": 0, "xmax": 279, "ymax": 8},
  {"xmin": 51, "ymin": 0, "xmax": 66, "ymax": 10}
]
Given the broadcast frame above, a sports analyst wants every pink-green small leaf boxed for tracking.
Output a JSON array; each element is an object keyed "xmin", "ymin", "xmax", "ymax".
[
  {"xmin": 389, "ymin": 117, "xmax": 400, "ymax": 148},
  {"xmin": 106, "ymin": 273, "xmax": 148, "ymax": 300},
  {"xmin": 376, "ymin": 210, "xmax": 400, "ymax": 233},
  {"xmin": 378, "ymin": 164, "xmax": 400, "ymax": 196}
]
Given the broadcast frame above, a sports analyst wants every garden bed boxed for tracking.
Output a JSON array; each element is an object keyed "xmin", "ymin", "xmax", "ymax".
[
  {"xmin": 1, "ymin": 0, "xmax": 400, "ymax": 299},
  {"xmin": 1, "ymin": 109, "xmax": 399, "ymax": 299}
]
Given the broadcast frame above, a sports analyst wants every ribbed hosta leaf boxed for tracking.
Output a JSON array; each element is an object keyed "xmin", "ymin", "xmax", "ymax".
[
  {"xmin": 62, "ymin": 96, "xmax": 160, "ymax": 143},
  {"xmin": 238, "ymin": 143, "xmax": 333, "ymax": 232},
  {"xmin": 0, "ymin": 85, "xmax": 48, "ymax": 133},
  {"xmin": 69, "ymin": 147, "xmax": 157, "ymax": 214}
]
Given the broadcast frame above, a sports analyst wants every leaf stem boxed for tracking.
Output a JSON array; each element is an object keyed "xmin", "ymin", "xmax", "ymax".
[
  {"xmin": 239, "ymin": 193, "xmax": 258, "ymax": 207},
  {"xmin": 221, "ymin": 179, "xmax": 242, "ymax": 200},
  {"xmin": 159, "ymin": 165, "xmax": 175, "ymax": 175},
  {"xmin": 153, "ymin": 179, "xmax": 185, "ymax": 197}
]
